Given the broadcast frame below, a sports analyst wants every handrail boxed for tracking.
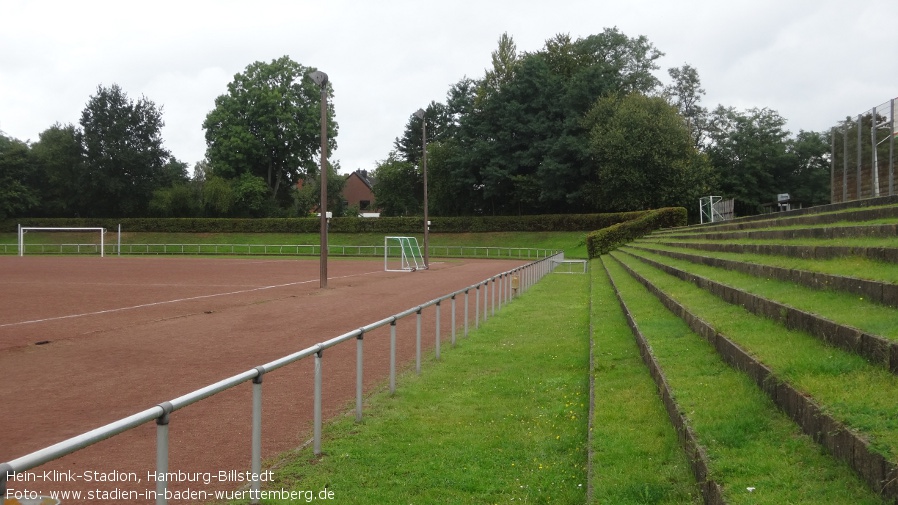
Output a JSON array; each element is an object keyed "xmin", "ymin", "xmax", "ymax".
[{"xmin": 0, "ymin": 252, "xmax": 564, "ymax": 504}]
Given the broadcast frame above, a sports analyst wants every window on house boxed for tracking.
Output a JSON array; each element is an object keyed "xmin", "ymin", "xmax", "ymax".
[{"xmin": 360, "ymin": 200, "xmax": 370, "ymax": 210}]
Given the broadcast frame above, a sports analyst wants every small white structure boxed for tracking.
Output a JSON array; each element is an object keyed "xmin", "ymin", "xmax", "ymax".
[{"xmin": 384, "ymin": 236, "xmax": 426, "ymax": 272}]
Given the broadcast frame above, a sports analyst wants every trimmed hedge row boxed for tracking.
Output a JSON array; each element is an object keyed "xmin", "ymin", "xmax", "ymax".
[
  {"xmin": 586, "ymin": 207, "xmax": 687, "ymax": 258},
  {"xmin": 2, "ymin": 212, "xmax": 648, "ymax": 234}
]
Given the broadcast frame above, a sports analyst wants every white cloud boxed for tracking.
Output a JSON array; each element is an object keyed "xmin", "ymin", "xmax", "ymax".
[{"xmin": 2, "ymin": 0, "xmax": 897, "ymax": 170}]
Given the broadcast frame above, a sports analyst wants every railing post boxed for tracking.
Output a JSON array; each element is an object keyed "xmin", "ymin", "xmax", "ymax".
[
  {"xmin": 156, "ymin": 402, "xmax": 174, "ymax": 505},
  {"xmin": 416, "ymin": 308, "xmax": 422, "ymax": 374},
  {"xmin": 475, "ymin": 286, "xmax": 480, "ymax": 330},
  {"xmin": 491, "ymin": 277, "xmax": 496, "ymax": 317},
  {"xmin": 435, "ymin": 301, "xmax": 441, "ymax": 360},
  {"xmin": 390, "ymin": 320, "xmax": 397, "ymax": 395},
  {"xmin": 464, "ymin": 289, "xmax": 470, "ymax": 337},
  {"xmin": 251, "ymin": 368, "xmax": 264, "ymax": 504},
  {"xmin": 451, "ymin": 295, "xmax": 457, "ymax": 346},
  {"xmin": 0, "ymin": 463, "xmax": 10, "ymax": 501},
  {"xmin": 314, "ymin": 350, "xmax": 323, "ymax": 455},
  {"xmin": 483, "ymin": 281, "xmax": 489, "ymax": 323},
  {"xmin": 356, "ymin": 330, "xmax": 364, "ymax": 422},
  {"xmin": 498, "ymin": 274, "xmax": 503, "ymax": 310}
]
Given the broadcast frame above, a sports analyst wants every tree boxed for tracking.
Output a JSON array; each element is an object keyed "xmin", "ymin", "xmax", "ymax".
[
  {"xmin": 664, "ymin": 64, "xmax": 709, "ymax": 149},
  {"xmin": 706, "ymin": 106, "xmax": 794, "ymax": 213},
  {"xmin": 785, "ymin": 130, "xmax": 831, "ymax": 206},
  {"xmin": 439, "ymin": 29, "xmax": 666, "ymax": 214},
  {"xmin": 203, "ymin": 56, "xmax": 337, "ymax": 208},
  {"xmin": 30, "ymin": 123, "xmax": 86, "ymax": 216},
  {"xmin": 393, "ymin": 101, "xmax": 453, "ymax": 167},
  {"xmin": 372, "ymin": 154, "xmax": 420, "ymax": 216},
  {"xmin": 0, "ymin": 133, "xmax": 39, "ymax": 219},
  {"xmin": 477, "ymin": 32, "xmax": 520, "ymax": 105},
  {"xmin": 80, "ymin": 84, "xmax": 172, "ymax": 217},
  {"xmin": 584, "ymin": 93, "xmax": 713, "ymax": 212}
]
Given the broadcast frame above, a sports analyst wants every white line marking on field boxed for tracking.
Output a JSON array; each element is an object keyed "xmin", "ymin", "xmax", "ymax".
[{"xmin": 1, "ymin": 270, "xmax": 383, "ymax": 328}]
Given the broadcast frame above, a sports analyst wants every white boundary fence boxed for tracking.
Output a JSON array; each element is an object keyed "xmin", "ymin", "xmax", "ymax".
[
  {"xmin": 4, "ymin": 242, "xmax": 557, "ymax": 259},
  {"xmin": 0, "ymin": 252, "xmax": 563, "ymax": 505}
]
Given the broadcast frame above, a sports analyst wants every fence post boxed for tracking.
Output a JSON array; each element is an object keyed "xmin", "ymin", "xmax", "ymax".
[
  {"xmin": 416, "ymin": 308, "xmax": 422, "ymax": 374},
  {"xmin": 155, "ymin": 402, "xmax": 174, "ymax": 505},
  {"xmin": 464, "ymin": 289, "xmax": 470, "ymax": 337},
  {"xmin": 475, "ymin": 286, "xmax": 480, "ymax": 330},
  {"xmin": 356, "ymin": 330, "xmax": 364, "ymax": 422},
  {"xmin": 451, "ymin": 295, "xmax": 457, "ymax": 346},
  {"xmin": 483, "ymin": 280, "xmax": 489, "ymax": 323},
  {"xmin": 435, "ymin": 301, "xmax": 441, "ymax": 360},
  {"xmin": 314, "ymin": 350, "xmax": 323, "ymax": 455},
  {"xmin": 491, "ymin": 277, "xmax": 496, "ymax": 317},
  {"xmin": 390, "ymin": 320, "xmax": 397, "ymax": 395},
  {"xmin": 251, "ymin": 368, "xmax": 264, "ymax": 504}
]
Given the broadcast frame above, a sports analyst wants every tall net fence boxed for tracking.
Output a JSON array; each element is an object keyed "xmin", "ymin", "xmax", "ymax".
[{"xmin": 831, "ymin": 97, "xmax": 897, "ymax": 203}]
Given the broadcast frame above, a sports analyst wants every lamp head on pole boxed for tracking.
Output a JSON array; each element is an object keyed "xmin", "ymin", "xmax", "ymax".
[
  {"xmin": 414, "ymin": 108, "xmax": 425, "ymax": 120},
  {"xmin": 308, "ymin": 70, "xmax": 328, "ymax": 87}
]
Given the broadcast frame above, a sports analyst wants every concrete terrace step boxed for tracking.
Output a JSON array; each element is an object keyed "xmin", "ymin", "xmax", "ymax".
[
  {"xmin": 658, "ymin": 223, "xmax": 898, "ymax": 242},
  {"xmin": 641, "ymin": 239, "xmax": 898, "ymax": 264},
  {"xmin": 654, "ymin": 195, "xmax": 898, "ymax": 234},
  {"xmin": 618, "ymin": 248, "xmax": 898, "ymax": 374},
  {"xmin": 627, "ymin": 244, "xmax": 898, "ymax": 309},
  {"xmin": 599, "ymin": 257, "xmax": 725, "ymax": 504},
  {"xmin": 607, "ymin": 253, "xmax": 898, "ymax": 501}
]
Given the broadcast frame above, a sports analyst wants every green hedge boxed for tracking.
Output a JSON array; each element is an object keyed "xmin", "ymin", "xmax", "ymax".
[
  {"xmin": 2, "ymin": 212, "xmax": 648, "ymax": 234},
  {"xmin": 586, "ymin": 207, "xmax": 687, "ymax": 258}
]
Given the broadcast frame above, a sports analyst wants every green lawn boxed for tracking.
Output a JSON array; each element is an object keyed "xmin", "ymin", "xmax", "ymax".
[{"xmin": 243, "ymin": 273, "xmax": 591, "ymax": 504}]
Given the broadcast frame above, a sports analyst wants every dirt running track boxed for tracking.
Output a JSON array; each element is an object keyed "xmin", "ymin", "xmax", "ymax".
[{"xmin": 0, "ymin": 256, "xmax": 526, "ymax": 503}]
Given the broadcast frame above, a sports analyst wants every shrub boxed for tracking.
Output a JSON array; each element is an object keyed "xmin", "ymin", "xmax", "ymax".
[{"xmin": 586, "ymin": 207, "xmax": 687, "ymax": 258}]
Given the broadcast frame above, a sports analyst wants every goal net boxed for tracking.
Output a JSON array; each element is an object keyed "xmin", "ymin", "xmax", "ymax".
[
  {"xmin": 384, "ymin": 236, "xmax": 426, "ymax": 272},
  {"xmin": 18, "ymin": 226, "xmax": 107, "ymax": 256}
]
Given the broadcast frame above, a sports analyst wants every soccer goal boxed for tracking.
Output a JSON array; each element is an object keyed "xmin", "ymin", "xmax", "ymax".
[
  {"xmin": 552, "ymin": 259, "xmax": 588, "ymax": 274},
  {"xmin": 18, "ymin": 226, "xmax": 108, "ymax": 257},
  {"xmin": 384, "ymin": 236, "xmax": 426, "ymax": 272}
]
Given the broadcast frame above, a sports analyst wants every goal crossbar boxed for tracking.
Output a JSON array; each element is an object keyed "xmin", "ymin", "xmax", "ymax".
[{"xmin": 18, "ymin": 226, "xmax": 107, "ymax": 257}]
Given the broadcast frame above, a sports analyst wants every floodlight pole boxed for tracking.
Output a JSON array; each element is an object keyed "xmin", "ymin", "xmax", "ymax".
[
  {"xmin": 414, "ymin": 108, "xmax": 429, "ymax": 269},
  {"xmin": 310, "ymin": 70, "xmax": 329, "ymax": 288}
]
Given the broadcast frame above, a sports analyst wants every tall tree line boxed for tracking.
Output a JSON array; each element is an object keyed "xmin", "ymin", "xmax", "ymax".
[
  {"xmin": 0, "ymin": 56, "xmax": 343, "ymax": 220},
  {"xmin": 374, "ymin": 29, "xmax": 832, "ymax": 219},
  {"xmin": 1, "ymin": 41, "xmax": 833, "ymax": 221}
]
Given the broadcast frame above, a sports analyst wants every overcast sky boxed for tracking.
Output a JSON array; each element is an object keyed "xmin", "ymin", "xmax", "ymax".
[{"xmin": 2, "ymin": 0, "xmax": 896, "ymax": 174}]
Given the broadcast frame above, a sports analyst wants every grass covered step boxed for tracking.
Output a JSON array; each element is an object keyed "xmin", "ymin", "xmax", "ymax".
[
  {"xmin": 610, "ymin": 251, "xmax": 898, "ymax": 501},
  {"xmin": 602, "ymin": 255, "xmax": 886, "ymax": 504}
]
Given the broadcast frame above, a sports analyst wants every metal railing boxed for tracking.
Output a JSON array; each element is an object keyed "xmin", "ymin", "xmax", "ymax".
[
  {"xmin": 1, "ymin": 243, "xmax": 556, "ymax": 259},
  {"xmin": 0, "ymin": 252, "xmax": 563, "ymax": 505}
]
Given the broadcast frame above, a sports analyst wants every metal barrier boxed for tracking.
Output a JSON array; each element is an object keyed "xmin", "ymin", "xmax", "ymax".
[
  {"xmin": 0, "ymin": 252, "xmax": 562, "ymax": 505},
  {"xmin": 2, "ymin": 243, "xmax": 556, "ymax": 259}
]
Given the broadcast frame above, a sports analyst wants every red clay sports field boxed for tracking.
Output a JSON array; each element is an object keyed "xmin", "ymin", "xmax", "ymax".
[{"xmin": 1, "ymin": 255, "xmax": 526, "ymax": 503}]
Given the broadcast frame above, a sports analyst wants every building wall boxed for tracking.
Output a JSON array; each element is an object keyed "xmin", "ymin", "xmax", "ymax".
[{"xmin": 343, "ymin": 171, "xmax": 375, "ymax": 211}]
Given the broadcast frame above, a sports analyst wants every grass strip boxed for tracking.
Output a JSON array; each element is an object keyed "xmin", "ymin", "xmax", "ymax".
[
  {"xmin": 610, "ymin": 251, "xmax": 898, "ymax": 462},
  {"xmin": 622, "ymin": 246, "xmax": 898, "ymax": 340},
  {"xmin": 603, "ymin": 255, "xmax": 888, "ymax": 504},
  {"xmin": 632, "ymin": 240, "xmax": 898, "ymax": 285},
  {"xmin": 241, "ymin": 273, "xmax": 590, "ymax": 504},
  {"xmin": 589, "ymin": 261, "xmax": 699, "ymax": 504}
]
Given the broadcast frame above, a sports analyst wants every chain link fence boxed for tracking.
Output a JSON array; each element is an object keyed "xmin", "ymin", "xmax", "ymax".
[{"xmin": 831, "ymin": 97, "xmax": 897, "ymax": 203}]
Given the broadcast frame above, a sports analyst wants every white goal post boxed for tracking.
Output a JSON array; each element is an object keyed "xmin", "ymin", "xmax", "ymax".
[
  {"xmin": 384, "ymin": 236, "xmax": 426, "ymax": 272},
  {"xmin": 552, "ymin": 259, "xmax": 588, "ymax": 274},
  {"xmin": 18, "ymin": 226, "xmax": 108, "ymax": 257}
]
